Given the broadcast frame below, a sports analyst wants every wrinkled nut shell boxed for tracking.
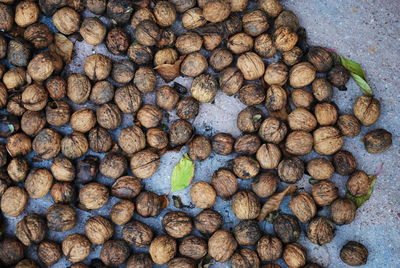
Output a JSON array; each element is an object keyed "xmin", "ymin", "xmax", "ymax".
[
  {"xmin": 363, "ymin": 128, "xmax": 392, "ymax": 154},
  {"xmin": 208, "ymin": 230, "xmax": 237, "ymax": 262}
]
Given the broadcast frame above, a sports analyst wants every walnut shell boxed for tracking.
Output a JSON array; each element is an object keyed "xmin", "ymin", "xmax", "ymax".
[
  {"xmin": 46, "ymin": 204, "xmax": 77, "ymax": 232},
  {"xmin": 237, "ymin": 52, "xmax": 265, "ymax": 80},
  {"xmin": 100, "ymin": 240, "xmax": 130, "ymax": 266},
  {"xmin": 67, "ymin": 74, "xmax": 91, "ymax": 104},
  {"xmin": 306, "ymin": 216, "xmax": 335, "ymax": 245},
  {"xmin": 340, "ymin": 241, "xmax": 368, "ymax": 266},
  {"xmin": 111, "ymin": 200, "xmax": 135, "ymax": 225},
  {"xmin": 208, "ymin": 230, "xmax": 237, "ymax": 262},
  {"xmin": 278, "ymin": 157, "xmax": 304, "ymax": 184},
  {"xmin": 32, "ymin": 128, "xmax": 61, "ymax": 159},
  {"xmin": 330, "ymin": 198, "xmax": 357, "ymax": 225},
  {"xmin": 233, "ymin": 220, "xmax": 261, "ymax": 246},
  {"xmin": 283, "ymin": 243, "xmax": 307, "ymax": 268},
  {"xmin": 274, "ymin": 27, "xmax": 298, "ymax": 52},
  {"xmin": 332, "ymin": 150, "xmax": 357, "ymax": 176},
  {"xmin": 256, "ymin": 143, "xmax": 281, "ymax": 169},
  {"xmin": 363, "ymin": 128, "xmax": 392, "ymax": 154},
  {"xmin": 289, "ymin": 192, "xmax": 317, "ymax": 223},
  {"xmin": 251, "ymin": 172, "xmax": 278, "ymax": 198},
  {"xmin": 190, "ymin": 74, "xmax": 218, "ymax": 103},
  {"xmin": 237, "ymin": 106, "xmax": 263, "ymax": 133},
  {"xmin": 149, "ymin": 235, "xmax": 177, "ymax": 264},
  {"xmin": 346, "ymin": 170, "xmax": 370, "ymax": 197},
  {"xmin": 79, "ymin": 182, "xmax": 109, "ymax": 210},
  {"xmin": 289, "ymin": 62, "xmax": 316, "ymax": 88},
  {"xmin": 353, "ymin": 95, "xmax": 381, "ymax": 126},
  {"xmin": 16, "ymin": 213, "xmax": 46, "ymax": 246},
  {"xmin": 219, "ymin": 67, "xmax": 244, "ymax": 96},
  {"xmin": 212, "ymin": 133, "xmax": 235, "ymax": 155},
  {"xmin": 337, "ymin": 114, "xmax": 361, "ymax": 137},
  {"xmin": 37, "ymin": 241, "xmax": 62, "ymax": 266},
  {"xmin": 190, "ymin": 181, "xmax": 216, "ymax": 209},
  {"xmin": 118, "ymin": 126, "xmax": 146, "ymax": 154},
  {"xmin": 25, "ymin": 168, "xmax": 53, "ymax": 198},
  {"xmin": 179, "ymin": 235, "xmax": 207, "ymax": 260},
  {"xmin": 232, "ymin": 191, "xmax": 260, "ymax": 220},
  {"xmin": 136, "ymin": 191, "xmax": 167, "ymax": 217},
  {"xmin": 231, "ymin": 248, "xmax": 260, "ymax": 268},
  {"xmin": 211, "ymin": 169, "xmax": 238, "ymax": 199},
  {"xmin": 84, "ymin": 215, "xmax": 114, "ymax": 245},
  {"xmin": 162, "ymin": 211, "xmax": 193, "ymax": 238},
  {"xmin": 288, "ymin": 108, "xmax": 317, "ymax": 132},
  {"xmin": 313, "ymin": 126, "xmax": 344, "ymax": 156},
  {"xmin": 194, "ymin": 209, "xmax": 222, "ymax": 235},
  {"xmin": 62, "ymin": 234, "xmax": 91, "ymax": 263},
  {"xmin": 257, "ymin": 235, "xmax": 283, "ymax": 262},
  {"xmin": 126, "ymin": 253, "xmax": 153, "ymax": 268},
  {"xmin": 239, "ymin": 83, "xmax": 266, "ymax": 106},
  {"xmin": 285, "ymin": 131, "xmax": 314, "ymax": 156},
  {"xmin": 130, "ymin": 149, "xmax": 160, "ymax": 179},
  {"xmin": 233, "ymin": 156, "xmax": 260, "ymax": 180},
  {"xmin": 259, "ymin": 117, "xmax": 287, "ymax": 144},
  {"xmin": 122, "ymin": 220, "xmax": 154, "ymax": 248},
  {"xmin": 312, "ymin": 180, "xmax": 338, "ymax": 206},
  {"xmin": 307, "ymin": 158, "xmax": 334, "ymax": 180}
]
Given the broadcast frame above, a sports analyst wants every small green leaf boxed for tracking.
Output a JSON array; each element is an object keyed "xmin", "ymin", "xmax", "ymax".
[
  {"xmin": 351, "ymin": 73, "xmax": 373, "ymax": 95},
  {"xmin": 171, "ymin": 154, "xmax": 195, "ymax": 192},
  {"xmin": 309, "ymin": 178, "xmax": 318, "ymax": 185},
  {"xmin": 340, "ymin": 56, "xmax": 366, "ymax": 80},
  {"xmin": 345, "ymin": 175, "xmax": 377, "ymax": 208},
  {"xmin": 198, "ymin": 255, "xmax": 213, "ymax": 268},
  {"xmin": 253, "ymin": 114, "xmax": 262, "ymax": 121}
]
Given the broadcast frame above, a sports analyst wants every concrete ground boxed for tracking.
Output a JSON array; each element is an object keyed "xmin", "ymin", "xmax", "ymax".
[{"xmin": 2, "ymin": 0, "xmax": 400, "ymax": 267}]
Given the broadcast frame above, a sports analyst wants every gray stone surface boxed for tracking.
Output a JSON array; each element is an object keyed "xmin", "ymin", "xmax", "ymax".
[{"xmin": 2, "ymin": 0, "xmax": 399, "ymax": 268}]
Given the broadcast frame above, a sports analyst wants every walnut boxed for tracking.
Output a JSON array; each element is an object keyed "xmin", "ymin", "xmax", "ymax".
[
  {"xmin": 24, "ymin": 168, "xmax": 53, "ymax": 199},
  {"xmin": 256, "ymin": 143, "xmax": 281, "ymax": 169},
  {"xmin": 233, "ymin": 156, "xmax": 260, "ymax": 180},
  {"xmin": 237, "ymin": 52, "xmax": 265, "ymax": 80},
  {"xmin": 332, "ymin": 150, "xmax": 357, "ymax": 176},
  {"xmin": 289, "ymin": 62, "xmax": 316, "ymax": 88},
  {"xmin": 340, "ymin": 241, "xmax": 368, "ymax": 266},
  {"xmin": 346, "ymin": 170, "xmax": 370, "ymax": 197},
  {"xmin": 130, "ymin": 149, "xmax": 160, "ymax": 179},
  {"xmin": 126, "ymin": 253, "xmax": 153, "ymax": 268},
  {"xmin": 259, "ymin": 117, "xmax": 287, "ymax": 144},
  {"xmin": 228, "ymin": 33, "xmax": 254, "ymax": 54},
  {"xmin": 62, "ymin": 234, "xmax": 91, "ymax": 263},
  {"xmin": 307, "ymin": 158, "xmax": 334, "ymax": 180},
  {"xmin": 111, "ymin": 176, "xmax": 142, "ymax": 199},
  {"xmin": 353, "ymin": 95, "xmax": 381, "ymax": 126},
  {"xmin": 330, "ymin": 198, "xmax": 357, "ymax": 225},
  {"xmin": 16, "ymin": 213, "xmax": 46, "ymax": 246},
  {"xmin": 79, "ymin": 182, "xmax": 109, "ymax": 210},
  {"xmin": 100, "ymin": 240, "xmax": 130, "ymax": 266},
  {"xmin": 85, "ymin": 215, "xmax": 114, "ymax": 245},
  {"xmin": 312, "ymin": 181, "xmax": 339, "ymax": 206},
  {"xmin": 190, "ymin": 181, "xmax": 216, "ymax": 209},
  {"xmin": 337, "ymin": 114, "xmax": 361, "ymax": 137},
  {"xmin": 194, "ymin": 209, "xmax": 222, "ymax": 235},
  {"xmin": 283, "ymin": 243, "xmax": 307, "ymax": 268},
  {"xmin": 188, "ymin": 135, "xmax": 212, "ymax": 161},
  {"xmin": 257, "ymin": 235, "xmax": 283, "ymax": 262},
  {"xmin": 118, "ymin": 126, "xmax": 146, "ymax": 154},
  {"xmin": 99, "ymin": 152, "xmax": 127, "ymax": 179},
  {"xmin": 273, "ymin": 213, "xmax": 301, "ymax": 244},
  {"xmin": 289, "ymin": 192, "xmax": 317, "ymax": 223},
  {"xmin": 163, "ymin": 211, "xmax": 193, "ymax": 238},
  {"xmin": 149, "ymin": 235, "xmax": 177, "ymax": 264},
  {"xmin": 136, "ymin": 191, "xmax": 167, "ymax": 217},
  {"xmin": 203, "ymin": 0, "xmax": 231, "ymax": 23},
  {"xmin": 237, "ymin": 107, "xmax": 263, "ymax": 133},
  {"xmin": 312, "ymin": 78, "xmax": 333, "ymax": 102},
  {"xmin": 46, "ymin": 204, "xmax": 76, "ymax": 232},
  {"xmin": 251, "ymin": 172, "xmax": 278, "ymax": 198},
  {"xmin": 233, "ymin": 220, "xmax": 261, "ymax": 246},
  {"xmin": 232, "ymin": 191, "xmax": 260, "ymax": 220},
  {"xmin": 211, "ymin": 169, "xmax": 238, "ymax": 199},
  {"xmin": 278, "ymin": 157, "xmax": 304, "ymax": 184},
  {"xmin": 110, "ymin": 200, "xmax": 135, "ymax": 225},
  {"xmin": 122, "ymin": 220, "xmax": 153, "ymax": 248},
  {"xmin": 208, "ymin": 230, "xmax": 237, "ymax": 262},
  {"xmin": 231, "ymin": 248, "xmax": 260, "ymax": 268},
  {"xmin": 179, "ymin": 235, "xmax": 207, "ymax": 260},
  {"xmin": 313, "ymin": 126, "xmax": 344, "ymax": 156},
  {"xmin": 306, "ymin": 216, "xmax": 335, "ymax": 245},
  {"xmin": 37, "ymin": 241, "xmax": 62, "ymax": 266},
  {"xmin": 288, "ymin": 108, "xmax": 317, "ymax": 132},
  {"xmin": 61, "ymin": 132, "xmax": 89, "ymax": 159},
  {"xmin": 239, "ymin": 83, "xmax": 266, "ymax": 106}
]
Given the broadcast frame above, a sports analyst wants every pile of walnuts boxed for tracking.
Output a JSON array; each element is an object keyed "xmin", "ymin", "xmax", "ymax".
[{"xmin": 0, "ymin": 0, "xmax": 392, "ymax": 267}]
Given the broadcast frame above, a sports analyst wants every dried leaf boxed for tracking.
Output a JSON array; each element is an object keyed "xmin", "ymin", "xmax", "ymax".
[
  {"xmin": 49, "ymin": 33, "xmax": 73, "ymax": 63},
  {"xmin": 171, "ymin": 154, "xmax": 195, "ymax": 192},
  {"xmin": 345, "ymin": 175, "xmax": 377, "ymax": 208},
  {"xmin": 257, "ymin": 185, "xmax": 297, "ymax": 222},
  {"xmin": 154, "ymin": 56, "xmax": 184, "ymax": 82}
]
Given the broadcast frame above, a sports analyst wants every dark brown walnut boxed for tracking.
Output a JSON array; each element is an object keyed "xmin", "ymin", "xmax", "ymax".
[
  {"xmin": 264, "ymin": 62, "xmax": 288, "ymax": 86},
  {"xmin": 170, "ymin": 119, "xmax": 193, "ymax": 146},
  {"xmin": 46, "ymin": 204, "xmax": 76, "ymax": 232},
  {"xmin": 70, "ymin": 108, "xmax": 96, "ymax": 133},
  {"xmin": 256, "ymin": 143, "xmax": 281, "ymax": 169},
  {"xmin": 194, "ymin": 209, "xmax": 222, "ymax": 235},
  {"xmin": 85, "ymin": 0, "xmax": 106, "ymax": 14},
  {"xmin": 22, "ymin": 83, "xmax": 48, "ymax": 111},
  {"xmin": 285, "ymin": 131, "xmax": 314, "ymax": 156},
  {"xmin": 15, "ymin": 259, "xmax": 39, "ymax": 268},
  {"xmin": 190, "ymin": 181, "xmax": 216, "ymax": 209},
  {"xmin": 228, "ymin": 33, "xmax": 254, "ymax": 54},
  {"xmin": 154, "ymin": 1, "xmax": 176, "ymax": 27},
  {"xmin": 84, "ymin": 215, "xmax": 113, "ymax": 245},
  {"xmin": 16, "ymin": 213, "xmax": 46, "ymax": 246},
  {"xmin": 135, "ymin": 67, "xmax": 157, "ymax": 93},
  {"xmin": 219, "ymin": 67, "xmax": 244, "ymax": 96},
  {"xmin": 176, "ymin": 97, "xmax": 199, "ymax": 120},
  {"xmin": 274, "ymin": 213, "xmax": 301, "ymax": 244},
  {"xmin": 239, "ymin": 83, "xmax": 266, "ymax": 106},
  {"xmin": 290, "ymin": 62, "xmax": 316, "ymax": 88},
  {"xmin": 96, "ymin": 103, "xmax": 122, "ymax": 130},
  {"xmin": 312, "ymin": 78, "xmax": 333, "ymax": 102},
  {"xmin": 181, "ymin": 52, "xmax": 208, "ymax": 77},
  {"xmin": 333, "ymin": 150, "xmax": 357, "ymax": 176},
  {"xmin": 265, "ymin": 85, "xmax": 287, "ymax": 113},
  {"xmin": 237, "ymin": 106, "xmax": 263, "ymax": 133},
  {"xmin": 126, "ymin": 253, "xmax": 153, "ymax": 268},
  {"xmin": 111, "ymin": 176, "xmax": 142, "ymax": 199},
  {"xmin": 278, "ymin": 157, "xmax": 304, "ymax": 184},
  {"xmin": 208, "ymin": 230, "xmax": 237, "ymax": 262},
  {"xmin": 38, "ymin": 241, "xmax": 62, "ymax": 266},
  {"xmin": 0, "ymin": 172, "xmax": 12, "ymax": 198},
  {"xmin": 252, "ymin": 172, "xmax": 278, "ymax": 198},
  {"xmin": 130, "ymin": 149, "xmax": 160, "ymax": 179},
  {"xmin": 100, "ymin": 240, "xmax": 130, "ymax": 267},
  {"xmin": 257, "ymin": 235, "xmax": 283, "ymax": 262},
  {"xmin": 283, "ymin": 243, "xmax": 307, "ymax": 268},
  {"xmin": 188, "ymin": 135, "xmax": 211, "ymax": 161},
  {"xmin": 231, "ymin": 248, "xmax": 260, "ymax": 268},
  {"xmin": 312, "ymin": 180, "xmax": 339, "ymax": 206},
  {"xmin": 363, "ymin": 128, "xmax": 392, "ymax": 154},
  {"xmin": 157, "ymin": 29, "xmax": 176, "ymax": 48},
  {"xmin": 182, "ymin": 7, "xmax": 206, "ymax": 29},
  {"xmin": 307, "ymin": 47, "xmax": 333, "ymax": 72},
  {"xmin": 315, "ymin": 103, "xmax": 338, "ymax": 126},
  {"xmin": 111, "ymin": 60, "xmax": 135, "ymax": 84},
  {"xmin": 328, "ymin": 65, "xmax": 350, "ymax": 88},
  {"xmin": 67, "ymin": 74, "xmax": 91, "ymax": 104},
  {"xmin": 0, "ymin": 145, "xmax": 6, "ymax": 167},
  {"xmin": 135, "ymin": 20, "xmax": 161, "ymax": 46},
  {"xmin": 7, "ymin": 157, "xmax": 29, "ymax": 182},
  {"xmin": 288, "ymin": 108, "xmax": 317, "ymax": 132},
  {"xmin": 46, "ymin": 101, "xmax": 70, "ymax": 127},
  {"xmin": 233, "ymin": 220, "xmax": 261, "ymax": 246},
  {"xmin": 307, "ymin": 216, "xmax": 335, "ymax": 245},
  {"xmin": 179, "ymin": 235, "xmax": 207, "ymax": 260},
  {"xmin": 106, "ymin": 0, "xmax": 133, "ymax": 24},
  {"xmin": 50, "ymin": 157, "xmax": 75, "ymax": 182},
  {"xmin": 136, "ymin": 191, "xmax": 167, "ymax": 217},
  {"xmin": 61, "ymin": 132, "xmax": 89, "ymax": 159},
  {"xmin": 111, "ymin": 200, "xmax": 135, "ymax": 225},
  {"xmin": 137, "ymin": 105, "xmax": 163, "ymax": 128},
  {"xmin": 21, "ymin": 111, "xmax": 46, "ymax": 136},
  {"xmin": 289, "ymin": 192, "xmax": 317, "ymax": 223},
  {"xmin": 6, "ymin": 133, "xmax": 32, "ymax": 157},
  {"xmin": 162, "ymin": 211, "xmax": 193, "ymax": 239},
  {"xmin": 7, "ymin": 39, "xmax": 31, "ymax": 67},
  {"xmin": 84, "ymin": 54, "xmax": 112, "ymax": 81},
  {"xmin": 209, "ymin": 48, "xmax": 233, "ymax": 72},
  {"xmin": 275, "ymin": 10, "xmax": 299, "ymax": 32},
  {"xmin": 211, "ymin": 169, "xmax": 238, "ymax": 199},
  {"xmin": 146, "ymin": 128, "xmax": 169, "ymax": 150},
  {"xmin": 338, "ymin": 114, "xmax": 361, "ymax": 137},
  {"xmin": 79, "ymin": 182, "xmax": 109, "ymax": 210},
  {"xmin": 88, "ymin": 127, "xmax": 113, "ymax": 153},
  {"xmin": 170, "ymin": 0, "xmax": 195, "ymax": 12},
  {"xmin": 114, "ymin": 85, "xmax": 142, "ymax": 114},
  {"xmin": 340, "ymin": 241, "xmax": 368, "ymax": 266},
  {"xmin": 51, "ymin": 182, "xmax": 76, "ymax": 204},
  {"xmin": 156, "ymin": 85, "xmax": 179, "ymax": 110},
  {"xmin": 203, "ymin": 0, "xmax": 231, "ymax": 23},
  {"xmin": 254, "ymin": 33, "xmax": 276, "ymax": 59},
  {"xmin": 237, "ymin": 52, "xmax": 265, "ymax": 80},
  {"xmin": 282, "ymin": 46, "xmax": 303, "ymax": 66},
  {"xmin": 0, "ymin": 36, "xmax": 6, "ymax": 60},
  {"xmin": 48, "ymin": 51, "xmax": 63, "ymax": 73},
  {"xmin": 80, "ymin": 17, "xmax": 106, "ymax": 46},
  {"xmin": 242, "ymin": 9, "xmax": 269, "ymax": 37},
  {"xmin": 212, "ymin": 133, "xmax": 235, "ymax": 155},
  {"xmin": 68, "ymin": 0, "xmax": 84, "ymax": 12},
  {"xmin": 259, "ymin": 117, "xmax": 288, "ymax": 144},
  {"xmin": 346, "ymin": 170, "xmax": 370, "ymax": 197},
  {"xmin": 307, "ymin": 158, "xmax": 334, "ymax": 180},
  {"xmin": 122, "ymin": 220, "xmax": 153, "ymax": 248},
  {"xmin": 62, "ymin": 234, "xmax": 91, "ymax": 263},
  {"xmin": 0, "ymin": 238, "xmax": 25, "ymax": 266},
  {"xmin": 353, "ymin": 95, "xmax": 381, "ymax": 126},
  {"xmin": 45, "ymin": 76, "xmax": 66, "ymax": 100},
  {"xmin": 52, "ymin": 7, "xmax": 80, "ymax": 35},
  {"xmin": 167, "ymin": 257, "xmax": 196, "ymax": 268},
  {"xmin": 106, "ymin": 27, "xmax": 129, "ymax": 55},
  {"xmin": 234, "ymin": 134, "xmax": 261, "ymax": 155},
  {"xmin": 233, "ymin": 156, "xmax": 260, "ymax": 180},
  {"xmin": 313, "ymin": 126, "xmax": 344, "ymax": 156},
  {"xmin": 25, "ymin": 168, "xmax": 53, "ymax": 199},
  {"xmin": 149, "ymin": 235, "xmax": 177, "ymax": 265},
  {"xmin": 75, "ymin": 156, "xmax": 98, "ymax": 184},
  {"xmin": 330, "ymin": 198, "xmax": 357, "ymax": 225},
  {"xmin": 128, "ymin": 43, "xmax": 153, "ymax": 65},
  {"xmin": 232, "ymin": 191, "xmax": 260, "ymax": 220}
]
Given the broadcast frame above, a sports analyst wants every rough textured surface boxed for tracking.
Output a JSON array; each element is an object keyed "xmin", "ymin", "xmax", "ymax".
[{"xmin": 1, "ymin": 0, "xmax": 399, "ymax": 268}]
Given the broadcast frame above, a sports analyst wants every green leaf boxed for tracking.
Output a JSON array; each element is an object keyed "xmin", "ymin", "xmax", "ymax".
[
  {"xmin": 309, "ymin": 178, "xmax": 318, "ymax": 185},
  {"xmin": 351, "ymin": 73, "xmax": 373, "ymax": 95},
  {"xmin": 253, "ymin": 114, "xmax": 262, "ymax": 121},
  {"xmin": 340, "ymin": 56, "xmax": 366, "ymax": 80},
  {"xmin": 198, "ymin": 255, "xmax": 214, "ymax": 268},
  {"xmin": 345, "ymin": 175, "xmax": 377, "ymax": 208},
  {"xmin": 171, "ymin": 154, "xmax": 195, "ymax": 192}
]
